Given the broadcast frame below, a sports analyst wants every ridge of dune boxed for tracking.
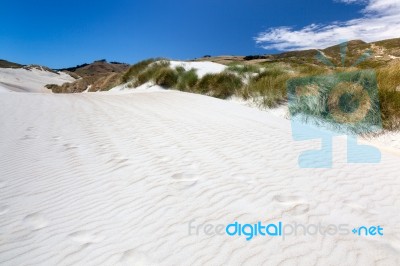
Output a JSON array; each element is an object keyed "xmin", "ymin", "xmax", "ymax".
[
  {"xmin": 110, "ymin": 60, "xmax": 227, "ymax": 92},
  {"xmin": 0, "ymin": 90, "xmax": 399, "ymax": 265},
  {"xmin": 169, "ymin": 60, "xmax": 226, "ymax": 77},
  {"xmin": 0, "ymin": 67, "xmax": 75, "ymax": 93}
]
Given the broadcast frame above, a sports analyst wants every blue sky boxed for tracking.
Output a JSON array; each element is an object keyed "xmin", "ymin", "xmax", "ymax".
[{"xmin": 0, "ymin": 0, "xmax": 396, "ymax": 68}]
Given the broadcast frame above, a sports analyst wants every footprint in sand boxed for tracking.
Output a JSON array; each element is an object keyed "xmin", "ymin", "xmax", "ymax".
[
  {"xmin": 120, "ymin": 249, "xmax": 154, "ymax": 265},
  {"xmin": 171, "ymin": 172, "xmax": 198, "ymax": 182},
  {"xmin": 69, "ymin": 230, "xmax": 104, "ymax": 245},
  {"xmin": 170, "ymin": 173, "xmax": 198, "ymax": 189},
  {"xmin": 284, "ymin": 204, "xmax": 310, "ymax": 216},
  {"xmin": 0, "ymin": 181, "xmax": 5, "ymax": 189},
  {"xmin": 157, "ymin": 156, "xmax": 172, "ymax": 163},
  {"xmin": 114, "ymin": 158, "xmax": 129, "ymax": 164},
  {"xmin": 63, "ymin": 143, "xmax": 78, "ymax": 150},
  {"xmin": 23, "ymin": 212, "xmax": 49, "ymax": 230},
  {"xmin": 272, "ymin": 195, "xmax": 302, "ymax": 203},
  {"xmin": 20, "ymin": 135, "xmax": 37, "ymax": 140},
  {"xmin": 343, "ymin": 200, "xmax": 378, "ymax": 215},
  {"xmin": 273, "ymin": 195, "xmax": 310, "ymax": 216},
  {"xmin": 230, "ymin": 173, "xmax": 256, "ymax": 184}
]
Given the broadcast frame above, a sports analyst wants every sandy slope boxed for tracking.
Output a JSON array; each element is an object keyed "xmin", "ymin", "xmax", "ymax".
[
  {"xmin": 169, "ymin": 61, "xmax": 226, "ymax": 78},
  {"xmin": 0, "ymin": 68, "xmax": 75, "ymax": 93},
  {"xmin": 0, "ymin": 90, "xmax": 400, "ymax": 265}
]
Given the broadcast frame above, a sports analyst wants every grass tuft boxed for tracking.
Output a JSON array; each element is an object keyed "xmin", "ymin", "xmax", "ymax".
[
  {"xmin": 177, "ymin": 69, "xmax": 198, "ymax": 91},
  {"xmin": 122, "ymin": 58, "xmax": 156, "ymax": 83},
  {"xmin": 247, "ymin": 72, "xmax": 291, "ymax": 108},
  {"xmin": 154, "ymin": 67, "xmax": 179, "ymax": 88},
  {"xmin": 133, "ymin": 60, "xmax": 170, "ymax": 87},
  {"xmin": 195, "ymin": 73, "xmax": 243, "ymax": 99},
  {"xmin": 377, "ymin": 61, "xmax": 400, "ymax": 130}
]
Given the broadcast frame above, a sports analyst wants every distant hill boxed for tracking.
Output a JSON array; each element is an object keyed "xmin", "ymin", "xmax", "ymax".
[
  {"xmin": 194, "ymin": 38, "xmax": 400, "ymax": 68},
  {"xmin": 48, "ymin": 60, "xmax": 130, "ymax": 93},
  {"xmin": 3, "ymin": 37, "xmax": 399, "ymax": 93},
  {"xmin": 0, "ymin": 64, "xmax": 75, "ymax": 93},
  {"xmin": 58, "ymin": 59, "xmax": 129, "ymax": 78},
  {"xmin": 0, "ymin": 59, "xmax": 24, "ymax": 69}
]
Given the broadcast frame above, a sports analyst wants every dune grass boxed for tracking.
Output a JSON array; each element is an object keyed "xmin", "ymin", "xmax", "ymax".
[
  {"xmin": 295, "ymin": 64, "xmax": 329, "ymax": 77},
  {"xmin": 176, "ymin": 69, "xmax": 198, "ymax": 91},
  {"xmin": 154, "ymin": 67, "xmax": 179, "ymax": 87},
  {"xmin": 226, "ymin": 64, "xmax": 261, "ymax": 76},
  {"xmin": 194, "ymin": 73, "xmax": 243, "ymax": 99},
  {"xmin": 287, "ymin": 70, "xmax": 383, "ymax": 134},
  {"xmin": 122, "ymin": 58, "xmax": 157, "ymax": 83},
  {"xmin": 175, "ymin": 66, "xmax": 186, "ymax": 74},
  {"xmin": 119, "ymin": 58, "xmax": 400, "ymax": 132},
  {"xmin": 377, "ymin": 61, "xmax": 400, "ymax": 130},
  {"xmin": 247, "ymin": 71, "xmax": 292, "ymax": 108},
  {"xmin": 132, "ymin": 60, "xmax": 170, "ymax": 87}
]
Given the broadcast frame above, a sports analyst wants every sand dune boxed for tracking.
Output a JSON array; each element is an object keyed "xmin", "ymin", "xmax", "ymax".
[
  {"xmin": 0, "ymin": 67, "xmax": 75, "ymax": 93},
  {"xmin": 169, "ymin": 61, "xmax": 226, "ymax": 78},
  {"xmin": 0, "ymin": 90, "xmax": 400, "ymax": 265}
]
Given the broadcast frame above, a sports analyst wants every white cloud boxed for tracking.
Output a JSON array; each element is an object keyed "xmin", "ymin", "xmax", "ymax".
[
  {"xmin": 255, "ymin": 0, "xmax": 400, "ymax": 51},
  {"xmin": 334, "ymin": 0, "xmax": 366, "ymax": 4}
]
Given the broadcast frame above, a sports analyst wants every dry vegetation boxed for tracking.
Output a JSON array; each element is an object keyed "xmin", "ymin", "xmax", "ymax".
[
  {"xmin": 125, "ymin": 57, "xmax": 400, "ymax": 132},
  {"xmin": 45, "ymin": 38, "xmax": 400, "ymax": 132},
  {"xmin": 48, "ymin": 60, "xmax": 130, "ymax": 93},
  {"xmin": 376, "ymin": 61, "xmax": 400, "ymax": 130}
]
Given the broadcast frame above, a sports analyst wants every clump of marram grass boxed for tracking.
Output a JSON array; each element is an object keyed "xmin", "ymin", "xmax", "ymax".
[
  {"xmin": 176, "ymin": 69, "xmax": 198, "ymax": 91},
  {"xmin": 377, "ymin": 61, "xmax": 400, "ymax": 130},
  {"xmin": 133, "ymin": 60, "xmax": 170, "ymax": 87},
  {"xmin": 120, "ymin": 57, "xmax": 400, "ymax": 132},
  {"xmin": 287, "ymin": 70, "xmax": 383, "ymax": 135},
  {"xmin": 194, "ymin": 72, "xmax": 243, "ymax": 99},
  {"xmin": 175, "ymin": 66, "xmax": 186, "ymax": 74},
  {"xmin": 257, "ymin": 65, "xmax": 288, "ymax": 79},
  {"xmin": 238, "ymin": 63, "xmax": 295, "ymax": 108},
  {"xmin": 295, "ymin": 64, "xmax": 329, "ymax": 77},
  {"xmin": 154, "ymin": 67, "xmax": 179, "ymax": 88},
  {"xmin": 212, "ymin": 73, "xmax": 243, "ymax": 99},
  {"xmin": 247, "ymin": 72, "xmax": 292, "ymax": 108},
  {"xmin": 226, "ymin": 64, "xmax": 261, "ymax": 76},
  {"xmin": 194, "ymin": 74, "xmax": 216, "ymax": 94},
  {"xmin": 122, "ymin": 58, "xmax": 157, "ymax": 83}
]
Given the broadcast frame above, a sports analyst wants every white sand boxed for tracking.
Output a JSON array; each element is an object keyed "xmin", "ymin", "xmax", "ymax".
[
  {"xmin": 169, "ymin": 61, "xmax": 226, "ymax": 77},
  {"xmin": 0, "ymin": 67, "xmax": 75, "ymax": 93},
  {"xmin": 0, "ymin": 87, "xmax": 400, "ymax": 265},
  {"xmin": 111, "ymin": 61, "xmax": 227, "ymax": 92}
]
